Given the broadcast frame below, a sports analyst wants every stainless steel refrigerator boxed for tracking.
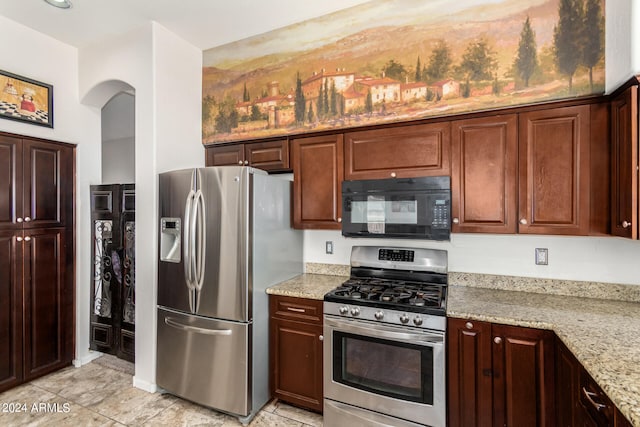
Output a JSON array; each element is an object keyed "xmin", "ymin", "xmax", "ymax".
[{"xmin": 156, "ymin": 166, "xmax": 302, "ymax": 424}]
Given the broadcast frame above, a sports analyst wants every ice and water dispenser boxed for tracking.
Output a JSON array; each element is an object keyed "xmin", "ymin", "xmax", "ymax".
[{"xmin": 160, "ymin": 217, "xmax": 181, "ymax": 263}]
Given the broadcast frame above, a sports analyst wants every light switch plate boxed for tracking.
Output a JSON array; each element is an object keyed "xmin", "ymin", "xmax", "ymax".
[{"xmin": 535, "ymin": 248, "xmax": 548, "ymax": 265}]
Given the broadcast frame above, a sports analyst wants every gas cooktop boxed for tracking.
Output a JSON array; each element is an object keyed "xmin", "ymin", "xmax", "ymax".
[{"xmin": 324, "ymin": 246, "xmax": 448, "ymax": 316}]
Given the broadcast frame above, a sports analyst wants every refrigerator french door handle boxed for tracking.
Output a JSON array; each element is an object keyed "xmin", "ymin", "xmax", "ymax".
[
  {"xmin": 184, "ymin": 189, "xmax": 196, "ymax": 312},
  {"xmin": 164, "ymin": 317, "xmax": 232, "ymax": 336},
  {"xmin": 193, "ymin": 189, "xmax": 206, "ymax": 312}
]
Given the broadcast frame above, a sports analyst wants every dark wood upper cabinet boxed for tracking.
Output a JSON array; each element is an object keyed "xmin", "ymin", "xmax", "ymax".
[
  {"xmin": 0, "ymin": 136, "xmax": 72, "ymax": 231},
  {"xmin": 291, "ymin": 134, "xmax": 344, "ymax": 229},
  {"xmin": 206, "ymin": 143, "xmax": 244, "ymax": 166},
  {"xmin": 205, "ymin": 139, "xmax": 290, "ymax": 172},
  {"xmin": 0, "ymin": 135, "xmax": 23, "ymax": 230},
  {"xmin": 451, "ymin": 115, "xmax": 518, "ymax": 233},
  {"xmin": 518, "ymin": 105, "xmax": 591, "ymax": 235},
  {"xmin": 610, "ymin": 85, "xmax": 639, "ymax": 239},
  {"xmin": 344, "ymin": 122, "xmax": 450, "ymax": 180}
]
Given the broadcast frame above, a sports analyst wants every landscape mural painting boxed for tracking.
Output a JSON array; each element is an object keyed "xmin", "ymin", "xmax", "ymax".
[{"xmin": 202, "ymin": 0, "xmax": 605, "ymax": 144}]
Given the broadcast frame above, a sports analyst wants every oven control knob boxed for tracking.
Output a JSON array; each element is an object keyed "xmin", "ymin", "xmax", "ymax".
[
  {"xmin": 350, "ymin": 307, "xmax": 360, "ymax": 316},
  {"xmin": 374, "ymin": 311, "xmax": 384, "ymax": 320},
  {"xmin": 400, "ymin": 314, "xmax": 410, "ymax": 324},
  {"xmin": 339, "ymin": 306, "xmax": 349, "ymax": 315},
  {"xmin": 413, "ymin": 316, "xmax": 423, "ymax": 326}
]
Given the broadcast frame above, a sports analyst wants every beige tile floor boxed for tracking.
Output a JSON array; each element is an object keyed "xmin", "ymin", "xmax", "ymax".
[{"xmin": 0, "ymin": 355, "xmax": 323, "ymax": 426}]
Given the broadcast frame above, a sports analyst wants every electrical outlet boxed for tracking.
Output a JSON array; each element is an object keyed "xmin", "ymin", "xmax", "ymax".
[
  {"xmin": 325, "ymin": 241, "xmax": 334, "ymax": 254},
  {"xmin": 535, "ymin": 248, "xmax": 548, "ymax": 265}
]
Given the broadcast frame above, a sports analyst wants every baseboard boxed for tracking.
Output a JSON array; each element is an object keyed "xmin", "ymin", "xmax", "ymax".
[
  {"xmin": 72, "ymin": 350, "xmax": 103, "ymax": 367},
  {"xmin": 133, "ymin": 376, "xmax": 157, "ymax": 393}
]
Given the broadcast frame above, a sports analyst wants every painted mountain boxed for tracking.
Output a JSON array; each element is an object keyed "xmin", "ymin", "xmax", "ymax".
[{"xmin": 202, "ymin": 0, "xmax": 605, "ymax": 143}]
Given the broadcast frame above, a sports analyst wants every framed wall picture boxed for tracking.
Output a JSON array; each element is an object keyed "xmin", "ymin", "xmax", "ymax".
[{"xmin": 0, "ymin": 70, "xmax": 53, "ymax": 128}]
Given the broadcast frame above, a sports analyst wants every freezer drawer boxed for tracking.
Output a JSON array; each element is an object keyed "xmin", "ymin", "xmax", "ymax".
[{"xmin": 156, "ymin": 307, "xmax": 250, "ymax": 416}]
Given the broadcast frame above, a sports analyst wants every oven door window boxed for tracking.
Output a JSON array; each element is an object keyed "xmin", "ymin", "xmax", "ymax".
[{"xmin": 332, "ymin": 331, "xmax": 434, "ymax": 404}]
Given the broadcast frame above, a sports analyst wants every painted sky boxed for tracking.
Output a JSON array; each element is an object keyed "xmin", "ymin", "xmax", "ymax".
[{"xmin": 203, "ymin": 0, "xmax": 548, "ymax": 68}]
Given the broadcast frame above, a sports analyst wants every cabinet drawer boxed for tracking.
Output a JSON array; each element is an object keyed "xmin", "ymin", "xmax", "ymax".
[
  {"xmin": 270, "ymin": 295, "xmax": 323, "ymax": 324},
  {"xmin": 579, "ymin": 369, "xmax": 615, "ymax": 426}
]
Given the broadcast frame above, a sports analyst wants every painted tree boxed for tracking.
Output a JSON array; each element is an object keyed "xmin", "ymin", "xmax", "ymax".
[
  {"xmin": 553, "ymin": 0, "xmax": 583, "ymax": 93},
  {"xmin": 214, "ymin": 96, "xmax": 238, "ymax": 134},
  {"xmin": 316, "ymin": 81, "xmax": 324, "ymax": 119},
  {"xmin": 426, "ymin": 40, "xmax": 452, "ymax": 82},
  {"xmin": 415, "ymin": 56, "xmax": 422, "ymax": 82},
  {"xmin": 583, "ymin": 0, "xmax": 604, "ymax": 92},
  {"xmin": 294, "ymin": 72, "xmax": 306, "ymax": 124},
  {"xmin": 242, "ymin": 82, "xmax": 250, "ymax": 102},
  {"xmin": 323, "ymin": 81, "xmax": 330, "ymax": 116},
  {"xmin": 383, "ymin": 59, "xmax": 406, "ymax": 81},
  {"xmin": 514, "ymin": 16, "xmax": 538, "ymax": 87},
  {"xmin": 329, "ymin": 81, "xmax": 337, "ymax": 117},
  {"xmin": 457, "ymin": 39, "xmax": 497, "ymax": 82},
  {"xmin": 307, "ymin": 103, "xmax": 314, "ymax": 123},
  {"xmin": 365, "ymin": 90, "xmax": 373, "ymax": 115}
]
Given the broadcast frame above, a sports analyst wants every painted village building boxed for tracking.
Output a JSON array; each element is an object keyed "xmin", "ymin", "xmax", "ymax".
[
  {"xmin": 429, "ymin": 78, "xmax": 460, "ymax": 99},
  {"xmin": 401, "ymin": 81, "xmax": 428, "ymax": 102},
  {"xmin": 355, "ymin": 76, "xmax": 401, "ymax": 105}
]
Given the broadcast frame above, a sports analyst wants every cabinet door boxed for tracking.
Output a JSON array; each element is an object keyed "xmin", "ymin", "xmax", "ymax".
[
  {"xmin": 245, "ymin": 139, "xmax": 290, "ymax": 171},
  {"xmin": 0, "ymin": 231, "xmax": 23, "ymax": 393},
  {"xmin": 451, "ymin": 115, "xmax": 517, "ymax": 233},
  {"xmin": 291, "ymin": 134, "xmax": 343, "ymax": 229},
  {"xmin": 610, "ymin": 86, "xmax": 638, "ymax": 239},
  {"xmin": 0, "ymin": 135, "xmax": 23, "ymax": 231},
  {"xmin": 344, "ymin": 122, "xmax": 450, "ymax": 179},
  {"xmin": 492, "ymin": 324, "xmax": 555, "ymax": 427},
  {"xmin": 556, "ymin": 339, "xmax": 582, "ymax": 427},
  {"xmin": 23, "ymin": 227, "xmax": 70, "ymax": 380},
  {"xmin": 447, "ymin": 318, "xmax": 493, "ymax": 427},
  {"xmin": 205, "ymin": 144, "xmax": 245, "ymax": 166},
  {"xmin": 22, "ymin": 139, "xmax": 73, "ymax": 229},
  {"xmin": 518, "ymin": 105, "xmax": 590, "ymax": 235}
]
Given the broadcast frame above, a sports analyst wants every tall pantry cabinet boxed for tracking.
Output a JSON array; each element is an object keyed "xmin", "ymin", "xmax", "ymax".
[{"xmin": 0, "ymin": 133, "xmax": 75, "ymax": 393}]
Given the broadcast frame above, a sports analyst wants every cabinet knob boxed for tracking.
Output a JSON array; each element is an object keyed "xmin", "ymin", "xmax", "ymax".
[
  {"xmin": 465, "ymin": 321, "xmax": 473, "ymax": 329},
  {"xmin": 519, "ymin": 218, "xmax": 528, "ymax": 225},
  {"xmin": 238, "ymin": 161, "xmax": 243, "ymax": 165},
  {"xmin": 24, "ymin": 216, "xmax": 31, "ymax": 222},
  {"xmin": 494, "ymin": 336, "xmax": 503, "ymax": 344},
  {"xmin": 452, "ymin": 218, "xmax": 460, "ymax": 224},
  {"xmin": 622, "ymin": 221, "xmax": 631, "ymax": 229},
  {"xmin": 16, "ymin": 217, "xmax": 23, "ymax": 223},
  {"xmin": 390, "ymin": 172, "xmax": 397, "ymax": 178},
  {"xmin": 24, "ymin": 236, "xmax": 31, "ymax": 242},
  {"xmin": 319, "ymin": 335, "xmax": 324, "ymax": 341},
  {"xmin": 244, "ymin": 160, "xmax": 249, "ymax": 165},
  {"xmin": 337, "ymin": 217, "xmax": 342, "ymax": 223},
  {"xmin": 16, "ymin": 236, "xmax": 23, "ymax": 242}
]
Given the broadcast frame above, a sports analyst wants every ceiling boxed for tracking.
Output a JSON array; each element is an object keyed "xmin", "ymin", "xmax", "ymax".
[{"xmin": 1, "ymin": 0, "xmax": 370, "ymax": 50}]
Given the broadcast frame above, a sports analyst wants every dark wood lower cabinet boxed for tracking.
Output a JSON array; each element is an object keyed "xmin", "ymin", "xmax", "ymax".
[
  {"xmin": 269, "ymin": 295, "xmax": 323, "ymax": 412},
  {"xmin": 556, "ymin": 338, "xmax": 633, "ymax": 427},
  {"xmin": 448, "ymin": 318, "xmax": 555, "ymax": 427},
  {"xmin": 0, "ymin": 230, "xmax": 23, "ymax": 391}
]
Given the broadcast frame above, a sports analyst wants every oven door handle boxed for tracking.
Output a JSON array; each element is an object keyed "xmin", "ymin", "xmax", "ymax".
[{"xmin": 325, "ymin": 317, "xmax": 444, "ymax": 345}]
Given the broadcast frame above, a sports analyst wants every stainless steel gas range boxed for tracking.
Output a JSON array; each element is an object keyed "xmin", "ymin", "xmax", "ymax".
[{"xmin": 323, "ymin": 246, "xmax": 447, "ymax": 427}]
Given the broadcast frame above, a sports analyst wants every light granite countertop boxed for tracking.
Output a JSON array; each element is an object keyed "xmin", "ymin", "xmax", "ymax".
[
  {"xmin": 266, "ymin": 269, "xmax": 640, "ymax": 426},
  {"xmin": 448, "ymin": 285, "xmax": 640, "ymax": 427},
  {"xmin": 266, "ymin": 273, "xmax": 348, "ymax": 300}
]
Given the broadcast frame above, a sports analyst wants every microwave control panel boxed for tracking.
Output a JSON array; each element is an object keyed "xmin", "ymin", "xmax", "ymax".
[{"xmin": 431, "ymin": 199, "xmax": 450, "ymax": 229}]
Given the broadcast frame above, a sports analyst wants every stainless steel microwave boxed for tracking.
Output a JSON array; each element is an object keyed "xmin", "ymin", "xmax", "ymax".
[{"xmin": 341, "ymin": 176, "xmax": 451, "ymax": 240}]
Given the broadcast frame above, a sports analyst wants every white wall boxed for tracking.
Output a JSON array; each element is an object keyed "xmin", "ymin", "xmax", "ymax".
[
  {"xmin": 305, "ymin": 231, "xmax": 640, "ymax": 286},
  {"xmin": 0, "ymin": 16, "xmax": 102, "ymax": 370},
  {"xmin": 78, "ymin": 22, "xmax": 202, "ymax": 391}
]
